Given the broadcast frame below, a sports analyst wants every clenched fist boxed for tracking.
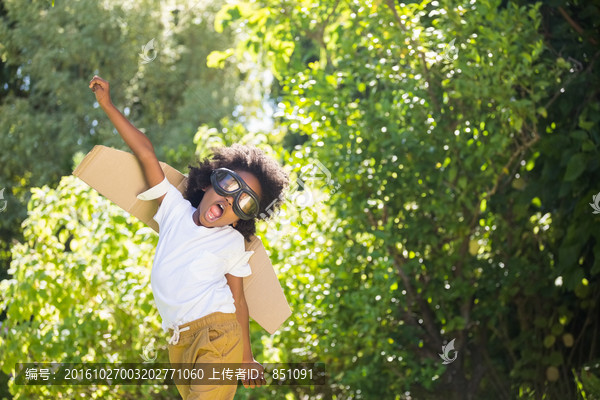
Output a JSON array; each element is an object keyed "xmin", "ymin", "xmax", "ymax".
[{"xmin": 89, "ymin": 75, "xmax": 112, "ymax": 108}]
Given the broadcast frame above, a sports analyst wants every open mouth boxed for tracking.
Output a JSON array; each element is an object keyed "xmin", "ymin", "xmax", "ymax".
[{"xmin": 205, "ymin": 202, "xmax": 225, "ymax": 222}]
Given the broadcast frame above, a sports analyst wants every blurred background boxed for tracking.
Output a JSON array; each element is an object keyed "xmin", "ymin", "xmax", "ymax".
[{"xmin": 0, "ymin": 0, "xmax": 599, "ymax": 398}]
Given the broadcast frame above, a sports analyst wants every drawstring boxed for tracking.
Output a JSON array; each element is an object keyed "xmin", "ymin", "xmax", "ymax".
[{"xmin": 168, "ymin": 325, "xmax": 190, "ymax": 345}]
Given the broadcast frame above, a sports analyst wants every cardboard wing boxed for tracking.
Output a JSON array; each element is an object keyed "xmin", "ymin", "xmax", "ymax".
[{"xmin": 73, "ymin": 145, "xmax": 291, "ymax": 334}]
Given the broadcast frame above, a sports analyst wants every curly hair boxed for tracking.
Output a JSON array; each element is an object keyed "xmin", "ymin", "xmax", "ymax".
[{"xmin": 184, "ymin": 144, "xmax": 289, "ymax": 241}]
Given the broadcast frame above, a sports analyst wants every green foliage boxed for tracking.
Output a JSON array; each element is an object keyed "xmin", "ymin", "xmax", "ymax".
[
  {"xmin": 212, "ymin": 0, "xmax": 600, "ymax": 398},
  {"xmin": 0, "ymin": 0, "xmax": 246, "ymax": 276},
  {"xmin": 575, "ymin": 363, "xmax": 600, "ymax": 400},
  {"xmin": 1, "ymin": 0, "xmax": 598, "ymax": 398},
  {"xmin": 0, "ymin": 176, "xmax": 177, "ymax": 398}
]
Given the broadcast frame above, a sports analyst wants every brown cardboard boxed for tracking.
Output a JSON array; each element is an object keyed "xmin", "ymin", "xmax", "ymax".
[{"xmin": 73, "ymin": 145, "xmax": 291, "ymax": 334}]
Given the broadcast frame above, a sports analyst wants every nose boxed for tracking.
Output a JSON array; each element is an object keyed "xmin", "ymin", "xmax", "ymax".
[{"xmin": 224, "ymin": 196, "xmax": 234, "ymax": 207}]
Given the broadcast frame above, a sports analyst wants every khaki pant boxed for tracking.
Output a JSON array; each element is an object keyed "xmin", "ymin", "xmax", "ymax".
[{"xmin": 167, "ymin": 312, "xmax": 243, "ymax": 400}]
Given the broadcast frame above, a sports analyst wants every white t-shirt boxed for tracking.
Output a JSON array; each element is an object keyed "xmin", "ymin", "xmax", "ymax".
[{"xmin": 150, "ymin": 183, "xmax": 253, "ymax": 332}]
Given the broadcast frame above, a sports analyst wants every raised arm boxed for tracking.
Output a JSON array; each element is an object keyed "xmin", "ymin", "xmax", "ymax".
[{"xmin": 89, "ymin": 76, "xmax": 166, "ymax": 203}]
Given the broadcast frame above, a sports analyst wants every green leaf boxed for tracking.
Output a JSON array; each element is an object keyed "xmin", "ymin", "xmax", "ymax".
[
  {"xmin": 206, "ymin": 49, "xmax": 235, "ymax": 69},
  {"xmin": 536, "ymin": 107, "xmax": 547, "ymax": 118},
  {"xmin": 543, "ymin": 335, "xmax": 555, "ymax": 348},
  {"xmin": 563, "ymin": 154, "xmax": 587, "ymax": 181}
]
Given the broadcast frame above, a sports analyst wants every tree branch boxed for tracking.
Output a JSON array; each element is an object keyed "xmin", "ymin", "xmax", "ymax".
[
  {"xmin": 389, "ymin": 246, "xmax": 443, "ymax": 349},
  {"xmin": 557, "ymin": 6, "xmax": 598, "ymax": 46}
]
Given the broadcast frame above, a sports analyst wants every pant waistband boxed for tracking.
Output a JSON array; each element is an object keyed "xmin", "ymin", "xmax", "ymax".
[{"xmin": 167, "ymin": 312, "xmax": 238, "ymax": 345}]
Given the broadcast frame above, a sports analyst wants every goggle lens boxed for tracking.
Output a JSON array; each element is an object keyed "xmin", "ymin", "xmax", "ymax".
[
  {"xmin": 238, "ymin": 192, "xmax": 258, "ymax": 215},
  {"xmin": 216, "ymin": 172, "xmax": 240, "ymax": 192}
]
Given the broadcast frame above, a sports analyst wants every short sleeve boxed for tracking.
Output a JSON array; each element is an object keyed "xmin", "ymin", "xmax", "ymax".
[
  {"xmin": 137, "ymin": 177, "xmax": 170, "ymax": 200},
  {"xmin": 153, "ymin": 183, "xmax": 190, "ymax": 229},
  {"xmin": 226, "ymin": 250, "xmax": 254, "ymax": 277}
]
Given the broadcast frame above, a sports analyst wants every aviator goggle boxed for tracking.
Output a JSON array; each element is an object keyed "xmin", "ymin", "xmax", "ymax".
[{"xmin": 210, "ymin": 168, "xmax": 260, "ymax": 220}]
